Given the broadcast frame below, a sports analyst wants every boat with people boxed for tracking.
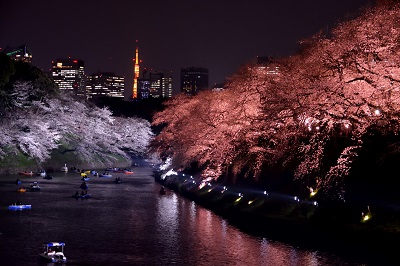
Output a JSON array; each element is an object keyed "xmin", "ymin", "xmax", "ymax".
[
  {"xmin": 36, "ymin": 170, "xmax": 46, "ymax": 177},
  {"xmin": 123, "ymin": 170, "xmax": 134, "ymax": 174},
  {"xmin": 80, "ymin": 172, "xmax": 88, "ymax": 178},
  {"xmin": 19, "ymin": 171, "xmax": 34, "ymax": 176},
  {"xmin": 17, "ymin": 187, "xmax": 26, "ymax": 193},
  {"xmin": 116, "ymin": 168, "xmax": 134, "ymax": 174},
  {"xmin": 39, "ymin": 242, "xmax": 67, "ymax": 263},
  {"xmin": 99, "ymin": 173, "xmax": 112, "ymax": 178},
  {"xmin": 29, "ymin": 181, "xmax": 41, "ymax": 191},
  {"xmin": 105, "ymin": 167, "xmax": 133, "ymax": 174},
  {"xmin": 61, "ymin": 164, "xmax": 68, "ymax": 172},
  {"xmin": 81, "ymin": 176, "xmax": 90, "ymax": 181},
  {"xmin": 8, "ymin": 200, "xmax": 31, "ymax": 210},
  {"xmin": 72, "ymin": 191, "xmax": 91, "ymax": 199},
  {"xmin": 105, "ymin": 167, "xmax": 119, "ymax": 172},
  {"xmin": 80, "ymin": 169, "xmax": 91, "ymax": 175},
  {"xmin": 80, "ymin": 182, "xmax": 88, "ymax": 190}
]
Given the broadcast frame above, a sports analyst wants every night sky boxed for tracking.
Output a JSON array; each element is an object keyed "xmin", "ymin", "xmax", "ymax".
[{"xmin": 1, "ymin": 0, "xmax": 373, "ymax": 96}]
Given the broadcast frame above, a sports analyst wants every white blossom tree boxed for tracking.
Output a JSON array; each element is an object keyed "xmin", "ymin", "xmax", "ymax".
[{"xmin": 0, "ymin": 81, "xmax": 154, "ymax": 166}]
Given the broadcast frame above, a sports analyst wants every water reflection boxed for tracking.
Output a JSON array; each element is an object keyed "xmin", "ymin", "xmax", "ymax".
[
  {"xmin": 155, "ymin": 186, "xmax": 353, "ymax": 266},
  {"xmin": 0, "ymin": 169, "xmax": 362, "ymax": 265}
]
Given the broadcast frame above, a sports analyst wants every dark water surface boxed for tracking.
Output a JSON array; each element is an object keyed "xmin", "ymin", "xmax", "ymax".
[{"xmin": 0, "ymin": 164, "xmax": 366, "ymax": 265}]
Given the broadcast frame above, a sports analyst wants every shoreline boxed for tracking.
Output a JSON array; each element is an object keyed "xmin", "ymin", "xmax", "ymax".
[{"xmin": 154, "ymin": 170, "xmax": 400, "ymax": 265}]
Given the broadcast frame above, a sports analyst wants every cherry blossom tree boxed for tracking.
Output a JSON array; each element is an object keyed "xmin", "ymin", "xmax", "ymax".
[
  {"xmin": 150, "ymin": 2, "xmax": 400, "ymax": 200},
  {"xmin": 0, "ymin": 76, "xmax": 154, "ymax": 166}
]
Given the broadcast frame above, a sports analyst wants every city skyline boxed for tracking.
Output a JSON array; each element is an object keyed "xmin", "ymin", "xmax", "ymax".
[{"xmin": 0, "ymin": 0, "xmax": 373, "ymax": 96}]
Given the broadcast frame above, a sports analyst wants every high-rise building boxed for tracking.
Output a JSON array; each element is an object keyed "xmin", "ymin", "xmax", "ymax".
[
  {"xmin": 86, "ymin": 72, "xmax": 125, "ymax": 99},
  {"xmin": 138, "ymin": 70, "xmax": 172, "ymax": 99},
  {"xmin": 138, "ymin": 79, "xmax": 151, "ymax": 99},
  {"xmin": 52, "ymin": 58, "xmax": 86, "ymax": 98},
  {"xmin": 161, "ymin": 76, "xmax": 173, "ymax": 98},
  {"xmin": 3, "ymin": 44, "xmax": 32, "ymax": 63},
  {"xmin": 180, "ymin": 67, "xmax": 209, "ymax": 95}
]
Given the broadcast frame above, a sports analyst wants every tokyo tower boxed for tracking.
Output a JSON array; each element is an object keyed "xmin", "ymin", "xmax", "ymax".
[{"xmin": 132, "ymin": 40, "xmax": 140, "ymax": 99}]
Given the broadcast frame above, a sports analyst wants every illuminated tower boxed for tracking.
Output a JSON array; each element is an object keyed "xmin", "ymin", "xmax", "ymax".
[{"xmin": 132, "ymin": 41, "xmax": 140, "ymax": 99}]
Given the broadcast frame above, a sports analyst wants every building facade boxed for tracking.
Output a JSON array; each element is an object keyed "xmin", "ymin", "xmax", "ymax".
[
  {"xmin": 138, "ymin": 70, "xmax": 172, "ymax": 99},
  {"xmin": 180, "ymin": 67, "xmax": 209, "ymax": 95},
  {"xmin": 86, "ymin": 72, "xmax": 125, "ymax": 99},
  {"xmin": 52, "ymin": 58, "xmax": 86, "ymax": 98}
]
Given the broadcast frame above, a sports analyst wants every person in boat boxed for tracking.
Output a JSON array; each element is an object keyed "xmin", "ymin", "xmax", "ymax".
[
  {"xmin": 75, "ymin": 191, "xmax": 79, "ymax": 196},
  {"xmin": 16, "ymin": 199, "xmax": 21, "ymax": 205}
]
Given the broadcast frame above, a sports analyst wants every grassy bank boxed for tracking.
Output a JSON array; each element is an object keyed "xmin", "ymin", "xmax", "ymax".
[{"xmin": 0, "ymin": 146, "xmax": 132, "ymax": 174}]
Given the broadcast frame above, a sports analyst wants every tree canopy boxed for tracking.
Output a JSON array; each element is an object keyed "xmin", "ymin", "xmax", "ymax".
[
  {"xmin": 150, "ymin": 2, "xmax": 400, "ymax": 201},
  {"xmin": 0, "ymin": 58, "xmax": 154, "ymax": 166}
]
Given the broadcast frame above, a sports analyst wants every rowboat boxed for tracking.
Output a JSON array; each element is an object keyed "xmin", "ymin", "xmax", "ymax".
[
  {"xmin": 80, "ymin": 182, "xmax": 88, "ymax": 190},
  {"xmin": 19, "ymin": 171, "xmax": 34, "ymax": 176},
  {"xmin": 8, "ymin": 204, "xmax": 31, "ymax": 210},
  {"xmin": 29, "ymin": 181, "xmax": 41, "ymax": 191},
  {"xmin": 37, "ymin": 170, "xmax": 46, "ymax": 177},
  {"xmin": 72, "ymin": 193, "xmax": 91, "ymax": 199},
  {"xmin": 17, "ymin": 187, "xmax": 26, "ymax": 193},
  {"xmin": 99, "ymin": 173, "xmax": 112, "ymax": 178}
]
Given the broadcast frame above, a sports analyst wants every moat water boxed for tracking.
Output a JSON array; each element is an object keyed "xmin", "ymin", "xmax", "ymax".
[{"xmin": 0, "ymin": 163, "xmax": 381, "ymax": 265}]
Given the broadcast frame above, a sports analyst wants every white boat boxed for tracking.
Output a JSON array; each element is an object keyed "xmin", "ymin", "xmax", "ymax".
[
  {"xmin": 61, "ymin": 164, "xmax": 68, "ymax": 172},
  {"xmin": 39, "ymin": 242, "xmax": 67, "ymax": 263}
]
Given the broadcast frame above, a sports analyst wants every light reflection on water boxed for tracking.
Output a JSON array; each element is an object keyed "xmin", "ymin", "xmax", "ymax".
[{"xmin": 0, "ymin": 166, "xmax": 364, "ymax": 265}]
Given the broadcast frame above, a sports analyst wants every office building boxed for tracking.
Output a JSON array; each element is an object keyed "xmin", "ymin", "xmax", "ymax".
[
  {"xmin": 52, "ymin": 58, "xmax": 86, "ymax": 98},
  {"xmin": 180, "ymin": 67, "xmax": 209, "ymax": 95},
  {"xmin": 86, "ymin": 72, "xmax": 125, "ymax": 99},
  {"xmin": 138, "ymin": 70, "xmax": 172, "ymax": 99}
]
